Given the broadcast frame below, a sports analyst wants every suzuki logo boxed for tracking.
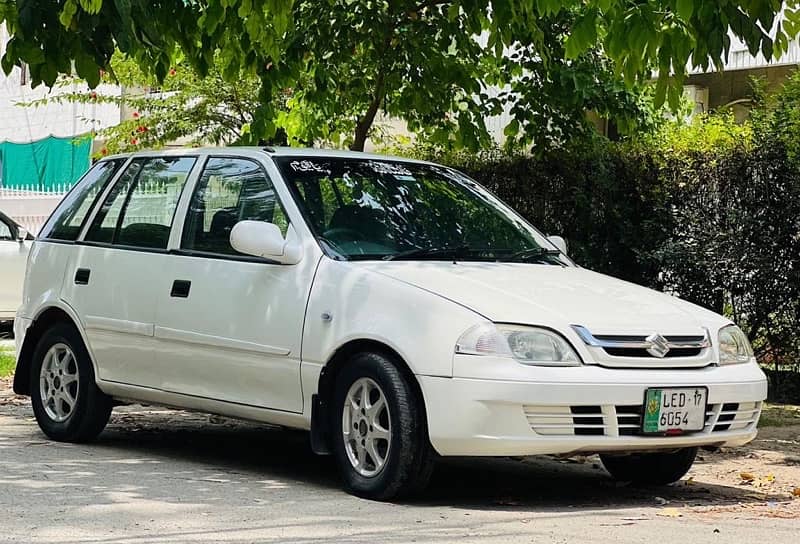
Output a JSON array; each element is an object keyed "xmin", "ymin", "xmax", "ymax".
[{"xmin": 645, "ymin": 333, "xmax": 670, "ymax": 358}]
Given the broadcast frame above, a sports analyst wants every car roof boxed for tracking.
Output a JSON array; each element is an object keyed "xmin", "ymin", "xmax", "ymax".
[{"xmin": 102, "ymin": 146, "xmax": 435, "ymax": 166}]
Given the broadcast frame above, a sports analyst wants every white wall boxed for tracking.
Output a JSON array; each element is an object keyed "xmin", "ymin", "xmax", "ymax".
[{"xmin": 0, "ymin": 24, "xmax": 122, "ymax": 143}]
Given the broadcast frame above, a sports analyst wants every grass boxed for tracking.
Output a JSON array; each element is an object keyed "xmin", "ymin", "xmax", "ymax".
[
  {"xmin": 0, "ymin": 349, "xmax": 15, "ymax": 378},
  {"xmin": 759, "ymin": 403, "xmax": 800, "ymax": 427}
]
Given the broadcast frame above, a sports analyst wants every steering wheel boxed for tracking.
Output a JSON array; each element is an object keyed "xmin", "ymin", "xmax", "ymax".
[{"xmin": 322, "ymin": 227, "xmax": 362, "ymax": 242}]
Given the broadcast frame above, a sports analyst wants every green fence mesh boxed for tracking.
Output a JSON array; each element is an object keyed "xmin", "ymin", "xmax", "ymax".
[{"xmin": 0, "ymin": 135, "xmax": 92, "ymax": 191}]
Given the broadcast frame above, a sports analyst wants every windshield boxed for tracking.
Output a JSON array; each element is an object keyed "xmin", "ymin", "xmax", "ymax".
[{"xmin": 275, "ymin": 156, "xmax": 569, "ymax": 264}]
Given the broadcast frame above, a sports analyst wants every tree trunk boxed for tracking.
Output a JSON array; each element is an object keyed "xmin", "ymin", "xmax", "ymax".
[{"xmin": 350, "ymin": 73, "xmax": 385, "ymax": 152}]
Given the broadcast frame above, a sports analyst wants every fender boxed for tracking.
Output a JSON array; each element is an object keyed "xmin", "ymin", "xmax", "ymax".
[{"xmin": 13, "ymin": 298, "xmax": 99, "ymax": 396}]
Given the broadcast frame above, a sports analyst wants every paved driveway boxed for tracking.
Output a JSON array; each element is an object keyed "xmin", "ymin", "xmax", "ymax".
[{"xmin": 1, "ymin": 390, "xmax": 798, "ymax": 544}]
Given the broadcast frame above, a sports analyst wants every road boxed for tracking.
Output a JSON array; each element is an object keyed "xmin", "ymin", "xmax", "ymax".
[{"xmin": 1, "ymin": 385, "xmax": 798, "ymax": 544}]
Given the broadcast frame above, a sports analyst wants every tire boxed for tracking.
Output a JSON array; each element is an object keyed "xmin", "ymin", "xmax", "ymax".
[
  {"xmin": 331, "ymin": 352, "xmax": 435, "ymax": 500},
  {"xmin": 600, "ymin": 447, "xmax": 698, "ymax": 485},
  {"xmin": 29, "ymin": 322, "xmax": 112, "ymax": 442}
]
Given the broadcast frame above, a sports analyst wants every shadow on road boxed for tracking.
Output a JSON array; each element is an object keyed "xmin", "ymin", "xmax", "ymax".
[{"xmin": 81, "ymin": 407, "xmax": 788, "ymax": 512}]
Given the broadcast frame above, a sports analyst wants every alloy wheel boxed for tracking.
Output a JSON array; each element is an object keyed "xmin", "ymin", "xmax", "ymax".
[
  {"xmin": 342, "ymin": 377, "xmax": 392, "ymax": 477},
  {"xmin": 39, "ymin": 343, "xmax": 79, "ymax": 422}
]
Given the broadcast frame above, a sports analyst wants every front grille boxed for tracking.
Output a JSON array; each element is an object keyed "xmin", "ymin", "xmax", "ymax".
[
  {"xmin": 599, "ymin": 335, "xmax": 705, "ymax": 358},
  {"xmin": 615, "ymin": 405, "xmax": 643, "ymax": 436},
  {"xmin": 571, "ymin": 325, "xmax": 712, "ymax": 368},
  {"xmin": 523, "ymin": 402, "xmax": 761, "ymax": 437},
  {"xmin": 603, "ymin": 347, "xmax": 702, "ymax": 358},
  {"xmin": 712, "ymin": 402, "xmax": 761, "ymax": 432},
  {"xmin": 593, "ymin": 335, "xmax": 706, "ymax": 343},
  {"xmin": 570, "ymin": 405, "xmax": 604, "ymax": 435}
]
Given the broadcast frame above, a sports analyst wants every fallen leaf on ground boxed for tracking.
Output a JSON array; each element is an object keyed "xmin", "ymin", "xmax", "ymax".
[
  {"xmin": 752, "ymin": 474, "xmax": 776, "ymax": 488},
  {"xmin": 792, "ymin": 488, "xmax": 800, "ymax": 497},
  {"xmin": 739, "ymin": 472, "xmax": 756, "ymax": 482},
  {"xmin": 656, "ymin": 508, "xmax": 683, "ymax": 518}
]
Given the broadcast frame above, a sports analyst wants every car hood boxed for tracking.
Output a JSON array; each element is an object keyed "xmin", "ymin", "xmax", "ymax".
[{"xmin": 355, "ymin": 261, "xmax": 729, "ymax": 335}]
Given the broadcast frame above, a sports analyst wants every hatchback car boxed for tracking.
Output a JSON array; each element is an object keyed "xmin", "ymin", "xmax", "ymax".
[
  {"xmin": 0, "ymin": 210, "xmax": 33, "ymax": 326},
  {"xmin": 14, "ymin": 148, "xmax": 767, "ymax": 499}
]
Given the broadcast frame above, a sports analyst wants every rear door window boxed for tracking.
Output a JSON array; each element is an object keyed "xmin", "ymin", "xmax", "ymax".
[
  {"xmin": 85, "ymin": 156, "xmax": 196, "ymax": 250},
  {"xmin": 39, "ymin": 159, "xmax": 125, "ymax": 240}
]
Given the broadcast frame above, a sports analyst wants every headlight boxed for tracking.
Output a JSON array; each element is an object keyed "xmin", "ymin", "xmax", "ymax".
[
  {"xmin": 717, "ymin": 325, "xmax": 754, "ymax": 365},
  {"xmin": 456, "ymin": 323, "xmax": 581, "ymax": 366}
]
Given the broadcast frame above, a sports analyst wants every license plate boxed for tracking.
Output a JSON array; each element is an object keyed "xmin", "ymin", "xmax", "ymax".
[{"xmin": 643, "ymin": 387, "xmax": 707, "ymax": 434}]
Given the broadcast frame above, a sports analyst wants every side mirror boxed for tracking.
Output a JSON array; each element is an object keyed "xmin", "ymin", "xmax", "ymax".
[
  {"xmin": 230, "ymin": 220, "xmax": 302, "ymax": 264},
  {"xmin": 547, "ymin": 235, "xmax": 568, "ymax": 256},
  {"xmin": 16, "ymin": 227, "xmax": 28, "ymax": 242}
]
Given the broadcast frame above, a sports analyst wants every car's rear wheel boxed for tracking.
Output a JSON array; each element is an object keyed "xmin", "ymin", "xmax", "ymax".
[
  {"xmin": 30, "ymin": 323, "xmax": 112, "ymax": 442},
  {"xmin": 600, "ymin": 447, "xmax": 698, "ymax": 485},
  {"xmin": 331, "ymin": 352, "xmax": 435, "ymax": 500}
]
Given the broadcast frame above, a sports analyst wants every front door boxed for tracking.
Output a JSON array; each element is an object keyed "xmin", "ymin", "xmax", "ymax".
[
  {"xmin": 62, "ymin": 156, "xmax": 198, "ymax": 388},
  {"xmin": 154, "ymin": 156, "xmax": 314, "ymax": 413}
]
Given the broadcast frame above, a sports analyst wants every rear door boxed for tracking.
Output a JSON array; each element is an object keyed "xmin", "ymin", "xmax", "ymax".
[
  {"xmin": 62, "ymin": 155, "xmax": 198, "ymax": 388},
  {"xmin": 153, "ymin": 155, "xmax": 314, "ymax": 413}
]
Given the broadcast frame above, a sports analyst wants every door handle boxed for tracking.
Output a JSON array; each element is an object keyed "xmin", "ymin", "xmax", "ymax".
[
  {"xmin": 170, "ymin": 280, "xmax": 191, "ymax": 298},
  {"xmin": 74, "ymin": 268, "xmax": 91, "ymax": 285}
]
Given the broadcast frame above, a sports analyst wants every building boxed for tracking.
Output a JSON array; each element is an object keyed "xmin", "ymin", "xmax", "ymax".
[
  {"xmin": 0, "ymin": 24, "xmax": 122, "ymax": 190},
  {"xmin": 683, "ymin": 22, "xmax": 800, "ymax": 121}
]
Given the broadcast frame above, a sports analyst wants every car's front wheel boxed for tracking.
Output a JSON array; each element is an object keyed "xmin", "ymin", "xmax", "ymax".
[
  {"xmin": 30, "ymin": 323, "xmax": 112, "ymax": 442},
  {"xmin": 331, "ymin": 352, "xmax": 435, "ymax": 500},
  {"xmin": 600, "ymin": 447, "xmax": 698, "ymax": 485}
]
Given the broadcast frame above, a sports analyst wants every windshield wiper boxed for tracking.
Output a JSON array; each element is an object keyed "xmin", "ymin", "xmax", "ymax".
[
  {"xmin": 383, "ymin": 245, "xmax": 474, "ymax": 261},
  {"xmin": 504, "ymin": 247, "xmax": 564, "ymax": 264},
  {"xmin": 318, "ymin": 236, "xmax": 347, "ymax": 261}
]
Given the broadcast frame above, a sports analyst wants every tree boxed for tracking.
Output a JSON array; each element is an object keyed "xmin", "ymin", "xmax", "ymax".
[
  {"xmin": 24, "ymin": 53, "xmax": 274, "ymax": 155},
  {"xmin": 1, "ymin": 1, "xmax": 797, "ymax": 151}
]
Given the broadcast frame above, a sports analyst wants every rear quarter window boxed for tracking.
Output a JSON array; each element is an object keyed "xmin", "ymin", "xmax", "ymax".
[{"xmin": 39, "ymin": 159, "xmax": 126, "ymax": 240}]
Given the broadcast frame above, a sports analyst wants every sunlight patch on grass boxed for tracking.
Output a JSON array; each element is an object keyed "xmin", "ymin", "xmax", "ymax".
[
  {"xmin": 759, "ymin": 403, "xmax": 800, "ymax": 427},
  {"xmin": 0, "ymin": 349, "xmax": 15, "ymax": 378}
]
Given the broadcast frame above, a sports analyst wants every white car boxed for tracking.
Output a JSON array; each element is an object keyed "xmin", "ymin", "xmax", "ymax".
[
  {"xmin": 0, "ymin": 210, "xmax": 32, "ymax": 324},
  {"xmin": 14, "ymin": 148, "xmax": 767, "ymax": 500}
]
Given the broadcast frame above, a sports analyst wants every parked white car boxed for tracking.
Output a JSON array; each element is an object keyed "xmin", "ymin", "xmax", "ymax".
[
  {"xmin": 0, "ymin": 210, "xmax": 32, "ymax": 323},
  {"xmin": 14, "ymin": 148, "xmax": 767, "ymax": 499}
]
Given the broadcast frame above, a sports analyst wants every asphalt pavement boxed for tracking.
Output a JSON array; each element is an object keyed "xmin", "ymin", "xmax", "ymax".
[{"xmin": 0, "ymin": 397, "xmax": 797, "ymax": 543}]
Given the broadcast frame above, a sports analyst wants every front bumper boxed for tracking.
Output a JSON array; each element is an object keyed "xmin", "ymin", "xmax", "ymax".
[{"xmin": 420, "ymin": 357, "xmax": 767, "ymax": 456}]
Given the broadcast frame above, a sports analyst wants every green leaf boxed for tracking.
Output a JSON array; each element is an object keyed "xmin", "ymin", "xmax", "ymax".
[
  {"xmin": 78, "ymin": 0, "xmax": 103, "ymax": 15},
  {"xmin": 75, "ymin": 50, "xmax": 101, "ymax": 87},
  {"xmin": 761, "ymin": 35, "xmax": 774, "ymax": 60},
  {"xmin": 654, "ymin": 77, "xmax": 667, "ymax": 107},
  {"xmin": 675, "ymin": 0, "xmax": 694, "ymax": 20},
  {"xmin": 565, "ymin": 9, "xmax": 598, "ymax": 59},
  {"xmin": 596, "ymin": 0, "xmax": 613, "ymax": 11},
  {"xmin": 59, "ymin": 0, "xmax": 79, "ymax": 27},
  {"xmin": 503, "ymin": 118, "xmax": 520, "ymax": 138}
]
